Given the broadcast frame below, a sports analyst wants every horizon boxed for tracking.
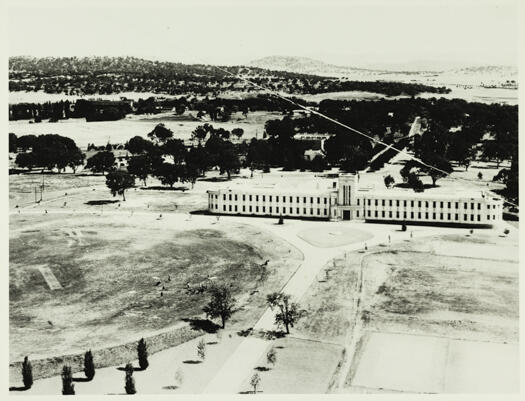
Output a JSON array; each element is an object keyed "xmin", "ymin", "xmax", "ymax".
[{"xmin": 8, "ymin": 0, "xmax": 518, "ymax": 71}]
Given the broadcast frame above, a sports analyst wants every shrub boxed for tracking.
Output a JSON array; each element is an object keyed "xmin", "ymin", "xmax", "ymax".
[
  {"xmin": 384, "ymin": 175, "xmax": 395, "ymax": 188},
  {"xmin": 197, "ymin": 338, "xmax": 206, "ymax": 360},
  {"xmin": 504, "ymin": 228, "xmax": 510, "ymax": 236},
  {"xmin": 401, "ymin": 223, "xmax": 407, "ymax": 231},
  {"xmin": 250, "ymin": 372, "xmax": 261, "ymax": 394},
  {"xmin": 61, "ymin": 365, "xmax": 75, "ymax": 395},
  {"xmin": 266, "ymin": 348, "xmax": 276, "ymax": 367},
  {"xmin": 137, "ymin": 338, "xmax": 149, "ymax": 370},
  {"xmin": 124, "ymin": 363, "xmax": 136, "ymax": 395},
  {"xmin": 84, "ymin": 350, "xmax": 95, "ymax": 380},
  {"xmin": 22, "ymin": 356, "xmax": 33, "ymax": 389}
]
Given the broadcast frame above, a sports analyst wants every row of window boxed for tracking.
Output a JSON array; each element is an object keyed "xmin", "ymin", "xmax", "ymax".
[
  {"xmin": 220, "ymin": 204, "xmax": 329, "ymax": 216},
  {"xmin": 363, "ymin": 198, "xmax": 498, "ymax": 210},
  {"xmin": 219, "ymin": 193, "xmax": 329, "ymax": 205},
  {"xmin": 366, "ymin": 209, "xmax": 497, "ymax": 222}
]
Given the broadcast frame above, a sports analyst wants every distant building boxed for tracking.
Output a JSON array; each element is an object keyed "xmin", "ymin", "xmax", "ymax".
[{"xmin": 207, "ymin": 174, "xmax": 503, "ymax": 227}]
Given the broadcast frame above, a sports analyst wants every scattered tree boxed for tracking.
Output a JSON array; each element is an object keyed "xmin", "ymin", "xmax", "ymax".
[
  {"xmin": 137, "ymin": 338, "xmax": 149, "ymax": 370},
  {"xmin": 84, "ymin": 350, "xmax": 95, "ymax": 381},
  {"xmin": 266, "ymin": 292, "xmax": 305, "ymax": 334},
  {"xmin": 266, "ymin": 347, "xmax": 276, "ymax": 368},
  {"xmin": 147, "ymin": 123, "xmax": 173, "ymax": 144},
  {"xmin": 106, "ymin": 170, "xmax": 135, "ymax": 201},
  {"xmin": 197, "ymin": 339, "xmax": 206, "ymax": 361},
  {"xmin": 127, "ymin": 154, "xmax": 153, "ymax": 186},
  {"xmin": 477, "ymin": 171, "xmax": 483, "ymax": 180},
  {"xmin": 21, "ymin": 356, "xmax": 33, "ymax": 389},
  {"xmin": 61, "ymin": 365, "xmax": 75, "ymax": 395},
  {"xmin": 250, "ymin": 372, "xmax": 261, "ymax": 394},
  {"xmin": 203, "ymin": 284, "xmax": 236, "ymax": 328},
  {"xmin": 124, "ymin": 363, "xmax": 136, "ymax": 395},
  {"xmin": 504, "ymin": 228, "xmax": 510, "ymax": 236}
]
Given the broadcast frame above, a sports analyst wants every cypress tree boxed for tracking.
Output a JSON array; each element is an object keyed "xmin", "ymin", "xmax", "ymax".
[
  {"xmin": 61, "ymin": 365, "xmax": 75, "ymax": 395},
  {"xmin": 21, "ymin": 356, "xmax": 33, "ymax": 389},
  {"xmin": 137, "ymin": 338, "xmax": 149, "ymax": 370},
  {"xmin": 84, "ymin": 350, "xmax": 95, "ymax": 380},
  {"xmin": 124, "ymin": 363, "xmax": 136, "ymax": 395}
]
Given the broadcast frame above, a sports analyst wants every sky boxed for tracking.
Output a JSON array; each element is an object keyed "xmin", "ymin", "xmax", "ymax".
[{"xmin": 7, "ymin": 0, "xmax": 519, "ymax": 70}]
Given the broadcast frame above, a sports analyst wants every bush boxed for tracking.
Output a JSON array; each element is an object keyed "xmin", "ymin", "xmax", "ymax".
[
  {"xmin": 401, "ymin": 223, "xmax": 407, "ymax": 232},
  {"xmin": 61, "ymin": 365, "xmax": 75, "ymax": 395},
  {"xmin": 84, "ymin": 350, "xmax": 95, "ymax": 380},
  {"xmin": 124, "ymin": 363, "xmax": 136, "ymax": 395},
  {"xmin": 266, "ymin": 348, "xmax": 276, "ymax": 367},
  {"xmin": 504, "ymin": 228, "xmax": 510, "ymax": 236},
  {"xmin": 137, "ymin": 338, "xmax": 149, "ymax": 370},
  {"xmin": 22, "ymin": 356, "xmax": 33, "ymax": 389},
  {"xmin": 250, "ymin": 372, "xmax": 261, "ymax": 394}
]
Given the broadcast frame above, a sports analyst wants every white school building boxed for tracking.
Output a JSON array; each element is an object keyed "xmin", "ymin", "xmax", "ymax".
[{"xmin": 207, "ymin": 174, "xmax": 503, "ymax": 227}]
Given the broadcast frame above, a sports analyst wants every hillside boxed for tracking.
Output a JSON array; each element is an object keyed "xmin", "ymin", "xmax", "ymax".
[{"xmin": 9, "ymin": 56, "xmax": 450, "ymax": 98}]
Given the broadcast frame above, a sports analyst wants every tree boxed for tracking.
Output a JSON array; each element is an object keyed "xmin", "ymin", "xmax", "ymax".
[
  {"xmin": 9, "ymin": 133, "xmax": 17, "ymax": 153},
  {"xmin": 203, "ymin": 284, "xmax": 236, "ymax": 328},
  {"xmin": 137, "ymin": 338, "xmax": 149, "ymax": 370},
  {"xmin": 148, "ymin": 123, "xmax": 173, "ymax": 144},
  {"xmin": 124, "ymin": 363, "xmax": 136, "ymax": 394},
  {"xmin": 407, "ymin": 172, "xmax": 424, "ymax": 192},
  {"xmin": 127, "ymin": 155, "xmax": 153, "ymax": 186},
  {"xmin": 218, "ymin": 143, "xmax": 241, "ymax": 179},
  {"xmin": 232, "ymin": 128, "xmax": 244, "ymax": 139},
  {"xmin": 84, "ymin": 350, "xmax": 95, "ymax": 381},
  {"xmin": 66, "ymin": 147, "xmax": 85, "ymax": 173},
  {"xmin": 250, "ymin": 372, "xmax": 261, "ymax": 394},
  {"xmin": 266, "ymin": 347, "xmax": 276, "ymax": 368},
  {"xmin": 266, "ymin": 292, "xmax": 305, "ymax": 334},
  {"xmin": 197, "ymin": 339, "xmax": 206, "ymax": 361},
  {"xmin": 16, "ymin": 134, "xmax": 37, "ymax": 151},
  {"xmin": 22, "ymin": 356, "xmax": 33, "ymax": 389},
  {"xmin": 154, "ymin": 162, "xmax": 184, "ymax": 188},
  {"xmin": 15, "ymin": 152, "xmax": 37, "ymax": 171},
  {"xmin": 106, "ymin": 170, "xmax": 135, "ymax": 201},
  {"xmin": 422, "ymin": 155, "xmax": 453, "ymax": 186},
  {"xmin": 477, "ymin": 172, "xmax": 483, "ymax": 180},
  {"xmin": 163, "ymin": 138, "xmax": 187, "ymax": 164},
  {"xmin": 186, "ymin": 145, "xmax": 210, "ymax": 176},
  {"xmin": 504, "ymin": 228, "xmax": 510, "ymax": 236},
  {"xmin": 126, "ymin": 136, "xmax": 153, "ymax": 154},
  {"xmin": 86, "ymin": 151, "xmax": 115, "ymax": 175},
  {"xmin": 384, "ymin": 175, "xmax": 395, "ymax": 188},
  {"xmin": 61, "ymin": 365, "xmax": 75, "ymax": 395}
]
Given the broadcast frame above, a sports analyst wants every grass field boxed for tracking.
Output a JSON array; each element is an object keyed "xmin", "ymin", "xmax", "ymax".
[{"xmin": 9, "ymin": 213, "xmax": 302, "ymax": 362}]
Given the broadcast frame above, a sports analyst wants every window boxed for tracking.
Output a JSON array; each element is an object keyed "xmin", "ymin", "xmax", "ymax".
[
  {"xmin": 464, "ymin": 202, "xmax": 467, "ymax": 209},
  {"xmin": 249, "ymin": 206, "xmax": 252, "ymax": 212},
  {"xmin": 223, "ymin": 194, "xmax": 226, "ymax": 201},
  {"xmin": 425, "ymin": 212, "xmax": 429, "ymax": 219},
  {"xmin": 455, "ymin": 214, "xmax": 458, "ymax": 221},
  {"xmin": 304, "ymin": 208, "xmax": 306, "ymax": 214},
  {"xmin": 471, "ymin": 214, "xmax": 474, "ymax": 221},
  {"xmin": 487, "ymin": 215, "xmax": 490, "ymax": 220},
  {"xmin": 471, "ymin": 203, "xmax": 474, "ymax": 209},
  {"xmin": 269, "ymin": 196, "xmax": 272, "ymax": 202},
  {"xmin": 256, "ymin": 195, "xmax": 259, "ymax": 202},
  {"xmin": 455, "ymin": 202, "xmax": 459, "ymax": 209},
  {"xmin": 297, "ymin": 197, "xmax": 300, "ymax": 203},
  {"xmin": 289, "ymin": 207, "xmax": 292, "ymax": 213},
  {"xmin": 368, "ymin": 199, "xmax": 371, "ymax": 206},
  {"xmin": 447, "ymin": 213, "xmax": 451, "ymax": 220},
  {"xmin": 269, "ymin": 206, "xmax": 272, "ymax": 213},
  {"xmin": 229, "ymin": 205, "xmax": 232, "ymax": 211},
  {"xmin": 403, "ymin": 212, "xmax": 407, "ymax": 218},
  {"xmin": 432, "ymin": 213, "xmax": 436, "ymax": 219},
  {"xmin": 440, "ymin": 201, "xmax": 444, "ymax": 208},
  {"xmin": 464, "ymin": 214, "xmax": 467, "ymax": 220},
  {"xmin": 375, "ymin": 200, "xmax": 378, "ymax": 206},
  {"xmin": 382, "ymin": 211, "xmax": 385, "ymax": 217},
  {"xmin": 317, "ymin": 197, "xmax": 320, "ymax": 204},
  {"xmin": 357, "ymin": 199, "xmax": 360, "ymax": 206},
  {"xmin": 477, "ymin": 203, "xmax": 481, "ymax": 210},
  {"xmin": 477, "ymin": 215, "xmax": 481, "ymax": 221},
  {"xmin": 493, "ymin": 215, "xmax": 496, "ymax": 220},
  {"xmin": 389, "ymin": 211, "xmax": 392, "ymax": 218},
  {"xmin": 276, "ymin": 196, "xmax": 279, "ymax": 202},
  {"xmin": 262, "ymin": 206, "xmax": 265, "ymax": 213},
  {"xmin": 418, "ymin": 201, "xmax": 421, "ymax": 208},
  {"xmin": 324, "ymin": 198, "xmax": 327, "ymax": 204},
  {"xmin": 296, "ymin": 208, "xmax": 299, "ymax": 214},
  {"xmin": 389, "ymin": 200, "xmax": 392, "ymax": 206},
  {"xmin": 411, "ymin": 212, "xmax": 414, "ymax": 218},
  {"xmin": 375, "ymin": 211, "xmax": 378, "ymax": 217},
  {"xmin": 324, "ymin": 209, "xmax": 327, "ymax": 216},
  {"xmin": 396, "ymin": 200, "xmax": 400, "ymax": 207},
  {"xmin": 433, "ymin": 201, "xmax": 436, "ymax": 208},
  {"xmin": 303, "ymin": 197, "xmax": 306, "ymax": 203},
  {"xmin": 317, "ymin": 209, "xmax": 320, "ymax": 215},
  {"xmin": 223, "ymin": 205, "xmax": 226, "ymax": 211},
  {"xmin": 425, "ymin": 201, "xmax": 429, "ymax": 208},
  {"xmin": 447, "ymin": 202, "xmax": 451, "ymax": 208},
  {"xmin": 382, "ymin": 200, "xmax": 386, "ymax": 206},
  {"xmin": 310, "ymin": 197, "xmax": 314, "ymax": 203},
  {"xmin": 418, "ymin": 212, "xmax": 421, "ymax": 218},
  {"xmin": 404, "ymin": 200, "xmax": 407, "ymax": 207},
  {"xmin": 356, "ymin": 210, "xmax": 359, "ymax": 217},
  {"xmin": 440, "ymin": 213, "xmax": 443, "ymax": 220},
  {"xmin": 229, "ymin": 194, "xmax": 232, "ymax": 201},
  {"xmin": 368, "ymin": 210, "xmax": 371, "ymax": 217},
  {"xmin": 256, "ymin": 206, "xmax": 259, "ymax": 212},
  {"xmin": 276, "ymin": 207, "xmax": 279, "ymax": 213},
  {"xmin": 411, "ymin": 200, "xmax": 414, "ymax": 207},
  {"xmin": 249, "ymin": 195, "xmax": 252, "ymax": 201},
  {"xmin": 262, "ymin": 195, "xmax": 265, "ymax": 202},
  {"xmin": 310, "ymin": 208, "xmax": 313, "ymax": 214},
  {"xmin": 243, "ymin": 195, "xmax": 246, "ymax": 201}
]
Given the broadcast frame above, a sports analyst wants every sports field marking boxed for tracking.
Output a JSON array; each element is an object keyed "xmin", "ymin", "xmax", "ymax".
[{"xmin": 37, "ymin": 265, "xmax": 63, "ymax": 290}]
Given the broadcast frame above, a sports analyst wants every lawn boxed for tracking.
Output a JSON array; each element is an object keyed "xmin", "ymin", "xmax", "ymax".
[{"xmin": 9, "ymin": 213, "xmax": 302, "ymax": 362}]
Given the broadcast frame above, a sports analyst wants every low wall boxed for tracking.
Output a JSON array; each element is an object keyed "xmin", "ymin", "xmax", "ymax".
[{"xmin": 10, "ymin": 324, "xmax": 202, "ymax": 383}]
